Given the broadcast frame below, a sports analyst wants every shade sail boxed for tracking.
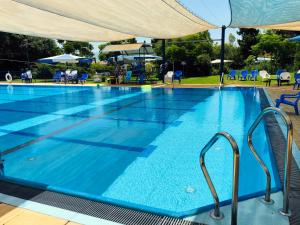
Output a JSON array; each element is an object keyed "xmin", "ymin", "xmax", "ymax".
[
  {"xmin": 2, "ymin": 0, "xmax": 215, "ymax": 41},
  {"xmin": 229, "ymin": 0, "xmax": 300, "ymax": 31},
  {"xmin": 0, "ymin": 0, "xmax": 134, "ymax": 41},
  {"xmin": 211, "ymin": 59, "xmax": 233, "ymax": 64}
]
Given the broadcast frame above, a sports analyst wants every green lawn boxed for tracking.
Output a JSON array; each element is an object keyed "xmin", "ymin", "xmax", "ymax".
[
  {"xmin": 5, "ymin": 74, "xmax": 295, "ymax": 87},
  {"xmin": 181, "ymin": 75, "xmax": 265, "ymax": 86}
]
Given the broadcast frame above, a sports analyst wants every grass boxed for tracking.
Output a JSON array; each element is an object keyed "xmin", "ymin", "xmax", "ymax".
[{"xmin": 3, "ymin": 74, "xmax": 296, "ymax": 87}]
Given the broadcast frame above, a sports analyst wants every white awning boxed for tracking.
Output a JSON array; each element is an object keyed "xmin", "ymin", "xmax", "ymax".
[{"xmin": 0, "ymin": 0, "xmax": 216, "ymax": 41}]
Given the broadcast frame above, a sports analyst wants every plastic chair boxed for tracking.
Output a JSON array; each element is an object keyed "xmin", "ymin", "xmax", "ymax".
[
  {"xmin": 227, "ymin": 70, "xmax": 236, "ymax": 80},
  {"xmin": 78, "ymin": 73, "xmax": 88, "ymax": 84},
  {"xmin": 250, "ymin": 70, "xmax": 258, "ymax": 81},
  {"xmin": 173, "ymin": 70, "xmax": 182, "ymax": 83},
  {"xmin": 279, "ymin": 72, "xmax": 291, "ymax": 86},
  {"xmin": 164, "ymin": 71, "xmax": 174, "ymax": 83},
  {"xmin": 276, "ymin": 92, "xmax": 300, "ymax": 115},
  {"xmin": 239, "ymin": 70, "xmax": 248, "ymax": 80},
  {"xmin": 139, "ymin": 74, "xmax": 145, "ymax": 84},
  {"xmin": 294, "ymin": 73, "xmax": 300, "ymax": 89},
  {"xmin": 124, "ymin": 71, "xmax": 132, "ymax": 84},
  {"xmin": 53, "ymin": 70, "xmax": 63, "ymax": 83}
]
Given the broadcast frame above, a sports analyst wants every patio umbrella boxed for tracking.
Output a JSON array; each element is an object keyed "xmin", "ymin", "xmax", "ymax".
[
  {"xmin": 211, "ymin": 59, "xmax": 233, "ymax": 64},
  {"xmin": 288, "ymin": 35, "xmax": 300, "ymax": 42},
  {"xmin": 38, "ymin": 54, "xmax": 83, "ymax": 64}
]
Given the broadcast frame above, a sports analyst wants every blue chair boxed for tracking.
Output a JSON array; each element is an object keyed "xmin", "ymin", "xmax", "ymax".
[
  {"xmin": 227, "ymin": 70, "xmax": 236, "ymax": 80},
  {"xmin": 275, "ymin": 92, "xmax": 300, "ymax": 115},
  {"xmin": 53, "ymin": 70, "xmax": 63, "ymax": 83},
  {"xmin": 250, "ymin": 70, "xmax": 258, "ymax": 81},
  {"xmin": 294, "ymin": 73, "xmax": 300, "ymax": 89},
  {"xmin": 78, "ymin": 73, "xmax": 88, "ymax": 84},
  {"xmin": 173, "ymin": 70, "xmax": 182, "ymax": 83},
  {"xmin": 139, "ymin": 74, "xmax": 145, "ymax": 84},
  {"xmin": 276, "ymin": 69, "xmax": 286, "ymax": 79},
  {"xmin": 239, "ymin": 70, "xmax": 248, "ymax": 80},
  {"xmin": 124, "ymin": 71, "xmax": 132, "ymax": 83},
  {"xmin": 21, "ymin": 72, "xmax": 28, "ymax": 83}
]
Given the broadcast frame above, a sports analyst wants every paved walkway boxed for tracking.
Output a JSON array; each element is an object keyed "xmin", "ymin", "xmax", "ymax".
[
  {"xmin": 0, "ymin": 203, "xmax": 80, "ymax": 225},
  {"xmin": 267, "ymin": 87, "xmax": 300, "ymax": 148}
]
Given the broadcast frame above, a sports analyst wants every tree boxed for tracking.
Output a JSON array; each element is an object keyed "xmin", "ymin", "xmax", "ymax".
[
  {"xmin": 252, "ymin": 30, "xmax": 296, "ymax": 69},
  {"xmin": 60, "ymin": 41, "xmax": 94, "ymax": 57},
  {"xmin": 152, "ymin": 31, "xmax": 214, "ymax": 76},
  {"xmin": 0, "ymin": 32, "xmax": 61, "ymax": 71},
  {"xmin": 237, "ymin": 28, "xmax": 259, "ymax": 60},
  {"xmin": 228, "ymin": 33, "xmax": 236, "ymax": 46}
]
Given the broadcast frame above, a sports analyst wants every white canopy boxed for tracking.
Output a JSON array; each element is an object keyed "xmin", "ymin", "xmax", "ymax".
[
  {"xmin": 0, "ymin": 0, "xmax": 216, "ymax": 41},
  {"xmin": 211, "ymin": 59, "xmax": 233, "ymax": 64},
  {"xmin": 38, "ymin": 54, "xmax": 82, "ymax": 63}
]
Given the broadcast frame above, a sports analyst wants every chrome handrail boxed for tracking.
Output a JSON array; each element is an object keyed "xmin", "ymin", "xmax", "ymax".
[
  {"xmin": 247, "ymin": 107, "xmax": 293, "ymax": 216},
  {"xmin": 200, "ymin": 132, "xmax": 239, "ymax": 225}
]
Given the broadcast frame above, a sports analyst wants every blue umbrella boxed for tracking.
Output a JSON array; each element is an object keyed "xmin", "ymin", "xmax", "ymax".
[{"xmin": 288, "ymin": 35, "xmax": 300, "ymax": 42}]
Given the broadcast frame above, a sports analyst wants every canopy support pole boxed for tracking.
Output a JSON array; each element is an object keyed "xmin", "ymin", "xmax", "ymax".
[
  {"xmin": 162, "ymin": 39, "xmax": 166, "ymax": 82},
  {"xmin": 220, "ymin": 26, "xmax": 226, "ymax": 84}
]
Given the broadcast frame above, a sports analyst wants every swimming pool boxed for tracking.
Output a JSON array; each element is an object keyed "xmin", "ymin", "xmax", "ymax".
[{"xmin": 0, "ymin": 85, "xmax": 281, "ymax": 217}]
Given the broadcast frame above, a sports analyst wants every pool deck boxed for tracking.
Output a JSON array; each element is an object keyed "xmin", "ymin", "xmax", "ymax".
[{"xmin": 0, "ymin": 203, "xmax": 80, "ymax": 225}]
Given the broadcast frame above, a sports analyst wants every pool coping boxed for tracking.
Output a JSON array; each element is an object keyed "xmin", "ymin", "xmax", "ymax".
[{"xmin": 262, "ymin": 88, "xmax": 300, "ymax": 169}]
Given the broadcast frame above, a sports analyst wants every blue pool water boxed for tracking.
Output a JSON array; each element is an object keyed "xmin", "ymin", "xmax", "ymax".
[{"xmin": 0, "ymin": 85, "xmax": 281, "ymax": 217}]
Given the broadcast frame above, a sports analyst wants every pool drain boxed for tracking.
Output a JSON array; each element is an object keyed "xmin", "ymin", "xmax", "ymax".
[
  {"xmin": 27, "ymin": 157, "xmax": 36, "ymax": 161},
  {"xmin": 185, "ymin": 186, "xmax": 195, "ymax": 193}
]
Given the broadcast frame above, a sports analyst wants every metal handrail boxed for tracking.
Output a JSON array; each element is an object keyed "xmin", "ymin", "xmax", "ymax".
[
  {"xmin": 247, "ymin": 107, "xmax": 293, "ymax": 216},
  {"xmin": 199, "ymin": 132, "xmax": 240, "ymax": 225}
]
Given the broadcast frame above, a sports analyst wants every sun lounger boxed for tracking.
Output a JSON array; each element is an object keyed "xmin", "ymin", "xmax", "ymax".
[
  {"xmin": 275, "ymin": 92, "xmax": 300, "ymax": 115},
  {"xmin": 293, "ymin": 73, "xmax": 300, "ymax": 89},
  {"xmin": 227, "ymin": 70, "xmax": 236, "ymax": 80},
  {"xmin": 239, "ymin": 70, "xmax": 248, "ymax": 80},
  {"xmin": 250, "ymin": 70, "xmax": 258, "ymax": 81}
]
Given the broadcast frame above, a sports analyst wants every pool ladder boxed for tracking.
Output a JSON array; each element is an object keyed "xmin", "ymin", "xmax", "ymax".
[{"xmin": 199, "ymin": 107, "xmax": 294, "ymax": 225}]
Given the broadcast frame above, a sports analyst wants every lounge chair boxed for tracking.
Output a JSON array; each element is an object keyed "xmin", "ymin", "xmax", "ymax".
[
  {"xmin": 239, "ymin": 70, "xmax": 248, "ymax": 80},
  {"xmin": 78, "ymin": 73, "xmax": 88, "ymax": 84},
  {"xmin": 278, "ymin": 72, "xmax": 291, "ymax": 86},
  {"xmin": 275, "ymin": 92, "xmax": 300, "ymax": 115},
  {"xmin": 67, "ymin": 70, "xmax": 78, "ymax": 83},
  {"xmin": 124, "ymin": 71, "xmax": 132, "ymax": 84},
  {"xmin": 173, "ymin": 70, "xmax": 182, "ymax": 84},
  {"xmin": 139, "ymin": 73, "xmax": 145, "ymax": 84},
  {"xmin": 53, "ymin": 70, "xmax": 63, "ymax": 83},
  {"xmin": 164, "ymin": 71, "xmax": 174, "ymax": 83},
  {"xmin": 259, "ymin": 70, "xmax": 271, "ymax": 86},
  {"xmin": 21, "ymin": 72, "xmax": 27, "ymax": 83},
  {"xmin": 293, "ymin": 73, "xmax": 300, "ymax": 89},
  {"xmin": 250, "ymin": 70, "xmax": 258, "ymax": 81},
  {"xmin": 227, "ymin": 70, "xmax": 236, "ymax": 80}
]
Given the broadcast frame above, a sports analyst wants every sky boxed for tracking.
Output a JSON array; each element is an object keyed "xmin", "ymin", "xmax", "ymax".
[{"xmin": 91, "ymin": 0, "xmax": 239, "ymax": 58}]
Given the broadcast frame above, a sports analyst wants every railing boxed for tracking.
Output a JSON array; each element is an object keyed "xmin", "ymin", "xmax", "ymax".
[
  {"xmin": 247, "ymin": 106, "xmax": 293, "ymax": 216},
  {"xmin": 199, "ymin": 132, "xmax": 240, "ymax": 225}
]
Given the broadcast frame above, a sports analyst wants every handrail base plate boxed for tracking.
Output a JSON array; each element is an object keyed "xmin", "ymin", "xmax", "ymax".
[{"xmin": 210, "ymin": 210, "xmax": 224, "ymax": 220}]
